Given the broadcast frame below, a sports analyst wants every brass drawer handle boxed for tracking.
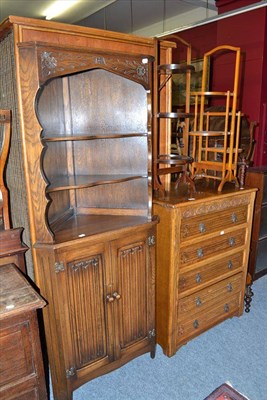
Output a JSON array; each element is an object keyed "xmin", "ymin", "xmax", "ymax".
[
  {"xmin": 199, "ymin": 223, "xmax": 206, "ymax": 233},
  {"xmin": 112, "ymin": 292, "xmax": 121, "ymax": 300},
  {"xmin": 228, "ymin": 260, "xmax": 233, "ymax": 269},
  {"xmin": 227, "ymin": 283, "xmax": 233, "ymax": 292},
  {"xmin": 193, "ymin": 319, "xmax": 199, "ymax": 329},
  {"xmin": 229, "ymin": 237, "xmax": 235, "ymax": 247},
  {"xmin": 196, "ymin": 297, "xmax": 202, "ymax": 307},
  {"xmin": 195, "ymin": 273, "xmax": 202, "ymax": 284},
  {"xmin": 231, "ymin": 213, "xmax": 238, "ymax": 223},
  {"xmin": 197, "ymin": 248, "xmax": 204, "ymax": 258},
  {"xmin": 106, "ymin": 294, "xmax": 115, "ymax": 303},
  {"xmin": 224, "ymin": 304, "xmax": 230, "ymax": 312}
]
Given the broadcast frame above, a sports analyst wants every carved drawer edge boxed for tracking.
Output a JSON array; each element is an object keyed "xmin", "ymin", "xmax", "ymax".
[{"xmin": 181, "ymin": 194, "xmax": 251, "ymax": 219}]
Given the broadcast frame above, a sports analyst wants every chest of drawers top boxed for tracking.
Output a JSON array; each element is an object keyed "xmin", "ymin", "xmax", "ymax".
[
  {"xmin": 154, "ymin": 186, "xmax": 256, "ymax": 229},
  {"xmin": 154, "ymin": 184, "xmax": 255, "ymax": 212}
]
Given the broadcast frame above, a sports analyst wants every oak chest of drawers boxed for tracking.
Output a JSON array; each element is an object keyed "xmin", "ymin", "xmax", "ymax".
[{"xmin": 153, "ymin": 186, "xmax": 256, "ymax": 357}]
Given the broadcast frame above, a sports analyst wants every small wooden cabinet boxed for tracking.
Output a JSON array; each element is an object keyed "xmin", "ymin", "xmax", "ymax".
[
  {"xmin": 36, "ymin": 225, "xmax": 156, "ymax": 395},
  {"xmin": 0, "ymin": 264, "xmax": 47, "ymax": 399},
  {"xmin": 245, "ymin": 166, "xmax": 267, "ymax": 280},
  {"xmin": 153, "ymin": 186, "xmax": 256, "ymax": 357}
]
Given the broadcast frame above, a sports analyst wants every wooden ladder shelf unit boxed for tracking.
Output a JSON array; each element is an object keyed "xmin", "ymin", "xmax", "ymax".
[{"xmin": 189, "ymin": 45, "xmax": 242, "ymax": 192}]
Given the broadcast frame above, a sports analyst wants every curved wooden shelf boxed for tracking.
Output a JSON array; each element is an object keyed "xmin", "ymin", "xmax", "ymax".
[
  {"xmin": 43, "ymin": 133, "xmax": 148, "ymax": 142},
  {"xmin": 158, "ymin": 64, "xmax": 195, "ymax": 74},
  {"xmin": 156, "ymin": 154, "xmax": 193, "ymax": 165},
  {"xmin": 157, "ymin": 112, "xmax": 193, "ymax": 119},
  {"xmin": 46, "ymin": 174, "xmax": 147, "ymax": 193}
]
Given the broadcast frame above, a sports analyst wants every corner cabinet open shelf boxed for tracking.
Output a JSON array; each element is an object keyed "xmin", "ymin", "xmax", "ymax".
[
  {"xmin": 18, "ymin": 42, "xmax": 154, "ymax": 245},
  {"xmin": 0, "ymin": 17, "xmax": 175, "ymax": 397}
]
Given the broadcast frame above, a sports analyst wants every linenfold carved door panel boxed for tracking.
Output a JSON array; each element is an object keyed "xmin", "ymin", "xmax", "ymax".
[
  {"xmin": 111, "ymin": 231, "xmax": 155, "ymax": 360},
  {"xmin": 53, "ymin": 242, "xmax": 113, "ymax": 380}
]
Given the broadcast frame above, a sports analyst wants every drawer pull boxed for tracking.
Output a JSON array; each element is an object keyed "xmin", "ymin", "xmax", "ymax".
[
  {"xmin": 196, "ymin": 297, "xmax": 202, "ymax": 307},
  {"xmin": 199, "ymin": 223, "xmax": 206, "ymax": 233},
  {"xmin": 193, "ymin": 320, "xmax": 199, "ymax": 329},
  {"xmin": 112, "ymin": 292, "xmax": 121, "ymax": 300},
  {"xmin": 231, "ymin": 213, "xmax": 238, "ymax": 223},
  {"xmin": 228, "ymin": 260, "xmax": 233, "ymax": 269},
  {"xmin": 197, "ymin": 248, "xmax": 204, "ymax": 258},
  {"xmin": 229, "ymin": 237, "xmax": 235, "ymax": 247},
  {"xmin": 195, "ymin": 273, "xmax": 202, "ymax": 284},
  {"xmin": 224, "ymin": 304, "xmax": 230, "ymax": 312},
  {"xmin": 106, "ymin": 294, "xmax": 115, "ymax": 303},
  {"xmin": 227, "ymin": 283, "xmax": 233, "ymax": 292}
]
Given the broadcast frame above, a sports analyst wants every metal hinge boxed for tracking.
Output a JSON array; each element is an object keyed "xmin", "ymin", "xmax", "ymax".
[
  {"xmin": 148, "ymin": 328, "xmax": 156, "ymax": 338},
  {"xmin": 55, "ymin": 261, "xmax": 65, "ymax": 273},
  {"xmin": 66, "ymin": 366, "xmax": 76, "ymax": 379},
  {"xmin": 148, "ymin": 235, "xmax": 155, "ymax": 247}
]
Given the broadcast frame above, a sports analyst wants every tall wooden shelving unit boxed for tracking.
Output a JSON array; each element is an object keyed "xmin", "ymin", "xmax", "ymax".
[
  {"xmin": 153, "ymin": 36, "xmax": 195, "ymax": 193},
  {"xmin": 0, "ymin": 16, "xmax": 173, "ymax": 400}
]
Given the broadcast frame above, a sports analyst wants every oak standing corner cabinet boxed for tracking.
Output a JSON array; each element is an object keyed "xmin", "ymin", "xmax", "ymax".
[{"xmin": 0, "ymin": 16, "xmax": 174, "ymax": 400}]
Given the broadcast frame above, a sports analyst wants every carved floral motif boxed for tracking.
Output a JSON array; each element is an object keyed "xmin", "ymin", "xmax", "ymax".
[
  {"xmin": 68, "ymin": 257, "xmax": 99, "ymax": 272},
  {"xmin": 41, "ymin": 51, "xmax": 57, "ymax": 76},
  {"xmin": 121, "ymin": 245, "xmax": 143, "ymax": 257},
  {"xmin": 40, "ymin": 49, "xmax": 150, "ymax": 87},
  {"xmin": 181, "ymin": 195, "xmax": 250, "ymax": 219}
]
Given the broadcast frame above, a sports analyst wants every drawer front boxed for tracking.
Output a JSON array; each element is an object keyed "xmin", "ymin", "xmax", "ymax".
[
  {"xmin": 177, "ymin": 275, "xmax": 242, "ymax": 343},
  {"xmin": 178, "ymin": 273, "xmax": 242, "ymax": 320},
  {"xmin": 0, "ymin": 321, "xmax": 35, "ymax": 386},
  {"xmin": 177, "ymin": 293, "xmax": 240, "ymax": 343},
  {"xmin": 179, "ymin": 251, "xmax": 243, "ymax": 294},
  {"xmin": 180, "ymin": 229, "xmax": 246, "ymax": 266},
  {"xmin": 180, "ymin": 205, "xmax": 248, "ymax": 242}
]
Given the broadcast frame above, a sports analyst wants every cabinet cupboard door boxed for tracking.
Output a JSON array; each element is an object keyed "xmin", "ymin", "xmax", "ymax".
[
  {"xmin": 111, "ymin": 231, "xmax": 155, "ymax": 359},
  {"xmin": 54, "ymin": 242, "xmax": 113, "ymax": 379}
]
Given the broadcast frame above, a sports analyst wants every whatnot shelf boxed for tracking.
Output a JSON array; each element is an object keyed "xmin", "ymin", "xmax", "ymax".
[
  {"xmin": 153, "ymin": 36, "xmax": 195, "ymax": 192},
  {"xmin": 157, "ymin": 112, "xmax": 193, "ymax": 118}
]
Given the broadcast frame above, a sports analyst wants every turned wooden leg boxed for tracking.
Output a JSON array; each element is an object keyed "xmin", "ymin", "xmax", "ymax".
[
  {"xmin": 238, "ymin": 156, "xmax": 249, "ymax": 189},
  {"xmin": 244, "ymin": 284, "xmax": 254, "ymax": 312},
  {"xmin": 244, "ymin": 273, "xmax": 254, "ymax": 313}
]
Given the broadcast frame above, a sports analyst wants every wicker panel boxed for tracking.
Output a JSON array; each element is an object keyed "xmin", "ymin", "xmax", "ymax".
[{"xmin": 0, "ymin": 32, "xmax": 34, "ymax": 279}]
